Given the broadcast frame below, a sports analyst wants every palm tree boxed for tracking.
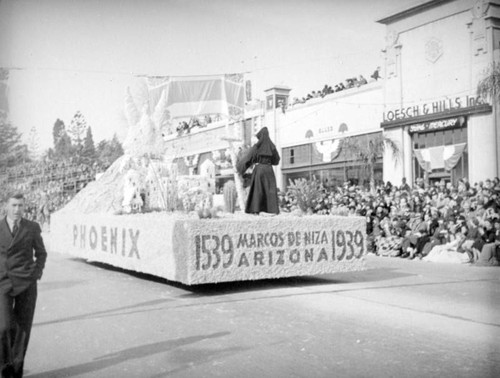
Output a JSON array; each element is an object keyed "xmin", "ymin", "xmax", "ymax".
[
  {"xmin": 342, "ymin": 133, "xmax": 400, "ymax": 194},
  {"xmin": 477, "ymin": 62, "xmax": 500, "ymax": 101}
]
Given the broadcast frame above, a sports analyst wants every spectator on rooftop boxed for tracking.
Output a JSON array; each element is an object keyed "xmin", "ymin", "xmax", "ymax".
[
  {"xmin": 357, "ymin": 75, "xmax": 368, "ymax": 86},
  {"xmin": 371, "ymin": 66, "xmax": 381, "ymax": 81},
  {"xmin": 335, "ymin": 83, "xmax": 345, "ymax": 92}
]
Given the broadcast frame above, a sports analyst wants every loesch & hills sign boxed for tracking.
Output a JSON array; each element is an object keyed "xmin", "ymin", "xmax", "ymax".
[{"xmin": 382, "ymin": 95, "xmax": 490, "ymax": 126}]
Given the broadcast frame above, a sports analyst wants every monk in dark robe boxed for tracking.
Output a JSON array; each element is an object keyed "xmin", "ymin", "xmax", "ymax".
[{"xmin": 237, "ymin": 127, "xmax": 280, "ymax": 214}]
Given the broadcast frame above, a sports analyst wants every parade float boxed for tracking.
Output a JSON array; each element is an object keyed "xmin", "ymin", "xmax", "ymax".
[{"xmin": 50, "ymin": 74, "xmax": 367, "ymax": 285}]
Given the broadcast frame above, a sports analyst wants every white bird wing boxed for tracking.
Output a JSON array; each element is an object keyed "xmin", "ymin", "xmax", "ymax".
[
  {"xmin": 153, "ymin": 88, "xmax": 170, "ymax": 130},
  {"xmin": 124, "ymin": 87, "xmax": 140, "ymax": 127}
]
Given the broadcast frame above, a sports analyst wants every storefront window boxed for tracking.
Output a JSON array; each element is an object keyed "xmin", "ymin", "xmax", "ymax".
[
  {"xmin": 412, "ymin": 125, "xmax": 468, "ymax": 185},
  {"xmin": 282, "ymin": 144, "xmax": 310, "ymax": 168},
  {"xmin": 310, "ymin": 167, "xmax": 344, "ymax": 189},
  {"xmin": 412, "ymin": 126, "xmax": 466, "ymax": 148},
  {"xmin": 282, "ymin": 132, "xmax": 383, "ymax": 190}
]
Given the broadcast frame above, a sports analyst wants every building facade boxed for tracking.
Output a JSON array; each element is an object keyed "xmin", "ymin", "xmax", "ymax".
[
  {"xmin": 265, "ymin": 83, "xmax": 384, "ymax": 191},
  {"xmin": 378, "ymin": 0, "xmax": 500, "ymax": 186},
  {"xmin": 161, "ymin": 1, "xmax": 500, "ymax": 193}
]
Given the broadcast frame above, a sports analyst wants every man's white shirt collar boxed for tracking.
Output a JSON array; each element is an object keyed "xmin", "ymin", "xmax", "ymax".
[{"xmin": 6, "ymin": 217, "xmax": 20, "ymax": 232}]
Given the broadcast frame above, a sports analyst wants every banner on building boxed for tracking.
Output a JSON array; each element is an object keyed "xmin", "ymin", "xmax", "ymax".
[
  {"xmin": 413, "ymin": 143, "xmax": 466, "ymax": 172},
  {"xmin": 143, "ymin": 73, "xmax": 245, "ymax": 121},
  {"xmin": 245, "ymin": 79, "xmax": 252, "ymax": 102},
  {"xmin": 315, "ymin": 139, "xmax": 341, "ymax": 162}
]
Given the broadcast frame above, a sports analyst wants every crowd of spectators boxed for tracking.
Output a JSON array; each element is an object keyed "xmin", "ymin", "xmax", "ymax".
[
  {"xmin": 0, "ymin": 159, "xmax": 107, "ymax": 228},
  {"xmin": 176, "ymin": 114, "xmax": 224, "ymax": 136},
  {"xmin": 279, "ymin": 176, "xmax": 500, "ymax": 266},
  {"xmin": 3, "ymin": 153, "xmax": 499, "ymax": 266},
  {"xmin": 291, "ymin": 67, "xmax": 381, "ymax": 106}
]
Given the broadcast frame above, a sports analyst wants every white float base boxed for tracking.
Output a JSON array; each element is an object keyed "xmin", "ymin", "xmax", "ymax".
[{"xmin": 50, "ymin": 211, "xmax": 367, "ymax": 285}]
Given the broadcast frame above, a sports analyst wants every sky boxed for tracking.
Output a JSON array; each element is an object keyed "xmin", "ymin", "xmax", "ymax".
[{"xmin": 0, "ymin": 0, "xmax": 419, "ymax": 151}]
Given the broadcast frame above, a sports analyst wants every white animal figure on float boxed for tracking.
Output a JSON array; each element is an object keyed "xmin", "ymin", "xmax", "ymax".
[
  {"xmin": 122, "ymin": 88, "xmax": 168, "ymax": 158},
  {"xmin": 120, "ymin": 80, "xmax": 215, "ymax": 214},
  {"xmin": 120, "ymin": 85, "xmax": 170, "ymax": 213}
]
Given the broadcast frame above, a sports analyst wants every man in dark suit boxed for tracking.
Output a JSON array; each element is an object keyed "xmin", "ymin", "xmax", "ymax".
[{"xmin": 1, "ymin": 193, "xmax": 47, "ymax": 378}]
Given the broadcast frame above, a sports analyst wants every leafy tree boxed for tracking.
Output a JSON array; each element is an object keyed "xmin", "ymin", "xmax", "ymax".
[
  {"xmin": 67, "ymin": 111, "xmax": 88, "ymax": 147},
  {"xmin": 0, "ymin": 69, "xmax": 30, "ymax": 166},
  {"xmin": 342, "ymin": 134, "xmax": 400, "ymax": 194},
  {"xmin": 54, "ymin": 131, "xmax": 73, "ymax": 160},
  {"xmin": 81, "ymin": 126, "xmax": 96, "ymax": 161},
  {"xmin": 52, "ymin": 118, "xmax": 65, "ymax": 147},
  {"xmin": 96, "ymin": 134, "xmax": 124, "ymax": 166},
  {"xmin": 286, "ymin": 177, "xmax": 326, "ymax": 214},
  {"xmin": 28, "ymin": 126, "xmax": 40, "ymax": 160},
  {"xmin": 0, "ymin": 68, "xmax": 8, "ymax": 116},
  {"xmin": 50, "ymin": 118, "xmax": 74, "ymax": 159},
  {"xmin": 0, "ymin": 117, "xmax": 28, "ymax": 168},
  {"xmin": 43, "ymin": 148, "xmax": 55, "ymax": 161},
  {"xmin": 477, "ymin": 62, "xmax": 500, "ymax": 101},
  {"xmin": 477, "ymin": 64, "xmax": 500, "ymax": 179}
]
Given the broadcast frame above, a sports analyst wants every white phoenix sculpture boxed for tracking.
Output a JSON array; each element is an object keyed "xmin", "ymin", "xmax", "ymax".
[{"xmin": 120, "ymin": 87, "xmax": 173, "ymax": 213}]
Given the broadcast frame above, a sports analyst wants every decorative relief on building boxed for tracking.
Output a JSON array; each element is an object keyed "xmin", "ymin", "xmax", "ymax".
[
  {"xmin": 315, "ymin": 139, "xmax": 341, "ymax": 163},
  {"xmin": 425, "ymin": 37, "xmax": 443, "ymax": 63},
  {"xmin": 386, "ymin": 29, "xmax": 399, "ymax": 47},
  {"xmin": 384, "ymin": 29, "xmax": 401, "ymax": 78},
  {"xmin": 470, "ymin": 0, "xmax": 489, "ymax": 55},
  {"xmin": 472, "ymin": 0, "xmax": 488, "ymax": 19}
]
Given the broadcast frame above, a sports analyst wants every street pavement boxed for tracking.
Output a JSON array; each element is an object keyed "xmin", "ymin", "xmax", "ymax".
[{"xmin": 24, "ymin": 235, "xmax": 500, "ymax": 378}]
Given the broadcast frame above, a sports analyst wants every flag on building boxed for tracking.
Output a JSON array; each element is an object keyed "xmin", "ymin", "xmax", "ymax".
[{"xmin": 414, "ymin": 143, "xmax": 467, "ymax": 172}]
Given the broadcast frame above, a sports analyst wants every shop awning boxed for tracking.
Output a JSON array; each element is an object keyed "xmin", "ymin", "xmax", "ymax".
[{"xmin": 414, "ymin": 143, "xmax": 466, "ymax": 172}]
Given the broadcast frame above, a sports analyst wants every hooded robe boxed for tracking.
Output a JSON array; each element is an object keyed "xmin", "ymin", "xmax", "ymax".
[{"xmin": 237, "ymin": 127, "xmax": 280, "ymax": 214}]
